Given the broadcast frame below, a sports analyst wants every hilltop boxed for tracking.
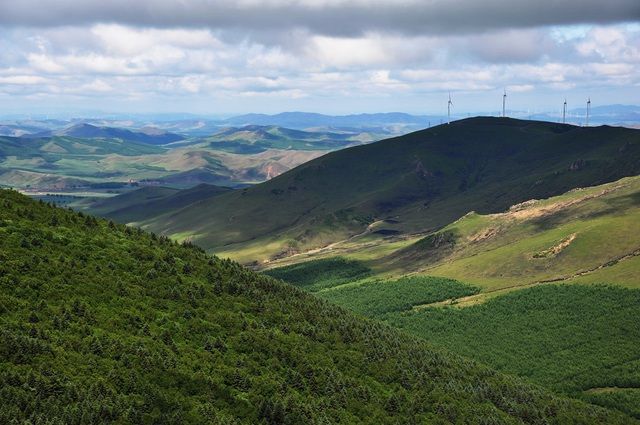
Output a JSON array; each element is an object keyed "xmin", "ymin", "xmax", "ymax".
[{"xmin": 1, "ymin": 189, "xmax": 632, "ymax": 423}]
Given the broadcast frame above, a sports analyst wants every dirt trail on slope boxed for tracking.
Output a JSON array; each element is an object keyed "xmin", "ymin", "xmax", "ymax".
[{"xmin": 412, "ymin": 246, "xmax": 640, "ymax": 310}]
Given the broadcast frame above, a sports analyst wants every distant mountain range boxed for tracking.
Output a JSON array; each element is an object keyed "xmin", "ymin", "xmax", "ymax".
[
  {"xmin": 3, "ymin": 105, "xmax": 639, "ymax": 138},
  {"xmin": 201, "ymin": 125, "xmax": 368, "ymax": 154},
  {"xmin": 223, "ymin": 111, "xmax": 434, "ymax": 131},
  {"xmin": 527, "ymin": 104, "xmax": 640, "ymax": 126}
]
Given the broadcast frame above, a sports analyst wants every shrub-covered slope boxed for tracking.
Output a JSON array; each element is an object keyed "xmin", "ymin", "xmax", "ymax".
[{"xmin": 0, "ymin": 189, "xmax": 634, "ymax": 424}]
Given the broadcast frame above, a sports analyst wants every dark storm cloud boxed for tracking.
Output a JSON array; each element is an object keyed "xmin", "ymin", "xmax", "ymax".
[{"xmin": 1, "ymin": 0, "xmax": 639, "ymax": 36}]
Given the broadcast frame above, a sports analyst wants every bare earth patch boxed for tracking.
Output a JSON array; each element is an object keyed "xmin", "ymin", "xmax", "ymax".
[{"xmin": 533, "ymin": 233, "xmax": 578, "ymax": 259}]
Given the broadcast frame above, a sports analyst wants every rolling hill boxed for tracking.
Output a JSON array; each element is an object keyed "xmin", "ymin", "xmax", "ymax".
[
  {"xmin": 0, "ymin": 132, "xmax": 326, "ymax": 191},
  {"xmin": 130, "ymin": 117, "xmax": 640, "ymax": 263},
  {"xmin": 390, "ymin": 175, "xmax": 640, "ymax": 291},
  {"xmin": 32, "ymin": 123, "xmax": 185, "ymax": 145},
  {"xmin": 1, "ymin": 189, "xmax": 632, "ymax": 423}
]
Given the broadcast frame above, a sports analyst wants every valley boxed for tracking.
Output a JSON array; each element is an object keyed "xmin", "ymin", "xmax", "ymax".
[
  {"xmin": 3, "ymin": 114, "xmax": 640, "ymax": 422},
  {"xmin": 3, "ymin": 2, "xmax": 640, "ymax": 422}
]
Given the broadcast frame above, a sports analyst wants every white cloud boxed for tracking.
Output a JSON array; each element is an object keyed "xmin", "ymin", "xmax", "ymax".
[
  {"xmin": 0, "ymin": 18, "xmax": 639, "ymax": 113},
  {"xmin": 0, "ymin": 75, "xmax": 49, "ymax": 85}
]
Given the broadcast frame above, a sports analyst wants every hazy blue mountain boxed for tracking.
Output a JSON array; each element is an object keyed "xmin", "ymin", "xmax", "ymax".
[{"xmin": 223, "ymin": 111, "xmax": 439, "ymax": 130}]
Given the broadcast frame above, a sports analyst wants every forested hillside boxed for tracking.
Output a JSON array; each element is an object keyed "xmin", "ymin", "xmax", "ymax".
[{"xmin": 0, "ymin": 189, "xmax": 634, "ymax": 424}]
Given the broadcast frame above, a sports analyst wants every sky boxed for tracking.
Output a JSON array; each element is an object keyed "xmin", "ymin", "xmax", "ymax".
[{"xmin": 0, "ymin": 0, "xmax": 639, "ymax": 116}]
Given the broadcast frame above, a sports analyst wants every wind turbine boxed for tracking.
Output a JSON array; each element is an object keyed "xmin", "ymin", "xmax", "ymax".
[
  {"xmin": 586, "ymin": 97, "xmax": 591, "ymax": 127},
  {"xmin": 562, "ymin": 99, "xmax": 567, "ymax": 124},
  {"xmin": 502, "ymin": 89, "xmax": 507, "ymax": 118},
  {"xmin": 447, "ymin": 92, "xmax": 453, "ymax": 124}
]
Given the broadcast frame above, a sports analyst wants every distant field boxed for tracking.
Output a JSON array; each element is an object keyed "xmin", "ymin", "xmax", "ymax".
[{"xmin": 0, "ymin": 124, "xmax": 364, "ymax": 191}]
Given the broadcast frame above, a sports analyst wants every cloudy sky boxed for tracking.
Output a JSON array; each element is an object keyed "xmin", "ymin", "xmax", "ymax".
[{"xmin": 0, "ymin": 0, "xmax": 639, "ymax": 116}]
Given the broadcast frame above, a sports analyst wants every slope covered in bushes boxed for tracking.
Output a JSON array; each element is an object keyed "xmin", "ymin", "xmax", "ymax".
[{"xmin": 0, "ymin": 190, "xmax": 634, "ymax": 424}]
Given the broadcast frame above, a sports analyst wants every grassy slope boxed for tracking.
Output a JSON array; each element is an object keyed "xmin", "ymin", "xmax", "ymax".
[
  {"xmin": 392, "ymin": 174, "xmax": 640, "ymax": 291},
  {"xmin": 139, "ymin": 118, "xmax": 640, "ymax": 262},
  {"xmin": 265, "ymin": 175, "xmax": 640, "ymax": 293},
  {"xmin": 2, "ymin": 190, "xmax": 630, "ymax": 423}
]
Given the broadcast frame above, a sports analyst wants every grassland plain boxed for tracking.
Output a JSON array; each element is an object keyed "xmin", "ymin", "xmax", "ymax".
[{"xmin": 3, "ymin": 190, "xmax": 633, "ymax": 423}]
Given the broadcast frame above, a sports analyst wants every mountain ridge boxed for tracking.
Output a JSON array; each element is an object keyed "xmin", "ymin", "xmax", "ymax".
[{"xmin": 127, "ymin": 117, "xmax": 640, "ymax": 263}]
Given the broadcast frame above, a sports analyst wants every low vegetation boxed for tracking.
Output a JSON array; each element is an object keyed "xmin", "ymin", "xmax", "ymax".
[{"xmin": 266, "ymin": 250, "xmax": 640, "ymax": 419}]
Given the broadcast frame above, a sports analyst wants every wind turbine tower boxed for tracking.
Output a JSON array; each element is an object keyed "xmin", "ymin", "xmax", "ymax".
[
  {"xmin": 502, "ymin": 89, "xmax": 507, "ymax": 118},
  {"xmin": 562, "ymin": 99, "xmax": 567, "ymax": 124},
  {"xmin": 586, "ymin": 98, "xmax": 591, "ymax": 127},
  {"xmin": 447, "ymin": 92, "xmax": 453, "ymax": 124}
]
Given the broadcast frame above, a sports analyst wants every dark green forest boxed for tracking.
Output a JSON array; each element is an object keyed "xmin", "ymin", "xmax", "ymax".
[
  {"xmin": 268, "ymin": 257, "xmax": 640, "ymax": 419},
  {"xmin": 0, "ymin": 189, "xmax": 636, "ymax": 424},
  {"xmin": 264, "ymin": 257, "xmax": 373, "ymax": 292},
  {"xmin": 386, "ymin": 284, "xmax": 640, "ymax": 419}
]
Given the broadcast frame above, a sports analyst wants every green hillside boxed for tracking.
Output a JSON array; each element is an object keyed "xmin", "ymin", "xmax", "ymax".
[
  {"xmin": 265, "ymin": 174, "xmax": 640, "ymax": 288},
  {"xmin": 386, "ymin": 284, "xmax": 640, "ymax": 419},
  {"xmin": 3, "ymin": 190, "xmax": 632, "ymax": 423},
  {"xmin": 134, "ymin": 118, "xmax": 640, "ymax": 263}
]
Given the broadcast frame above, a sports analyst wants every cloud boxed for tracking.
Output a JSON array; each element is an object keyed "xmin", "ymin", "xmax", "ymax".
[
  {"xmin": 0, "ymin": 0, "xmax": 638, "ymax": 36},
  {"xmin": 0, "ymin": 75, "xmax": 49, "ymax": 85},
  {"xmin": 0, "ymin": 3, "xmax": 639, "ymax": 114}
]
